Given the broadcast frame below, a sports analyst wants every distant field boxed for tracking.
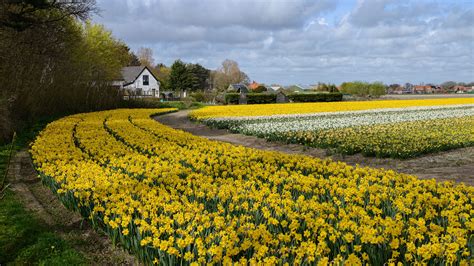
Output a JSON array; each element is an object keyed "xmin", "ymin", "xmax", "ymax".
[
  {"xmin": 381, "ymin": 94, "xmax": 474, "ymax": 100},
  {"xmin": 190, "ymin": 97, "xmax": 474, "ymax": 119},
  {"xmin": 192, "ymin": 98, "xmax": 474, "ymax": 158}
]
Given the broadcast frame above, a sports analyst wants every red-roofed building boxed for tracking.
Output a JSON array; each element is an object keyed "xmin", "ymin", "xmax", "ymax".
[
  {"xmin": 451, "ymin": 85, "xmax": 471, "ymax": 93},
  {"xmin": 248, "ymin": 81, "xmax": 260, "ymax": 91},
  {"xmin": 413, "ymin": 85, "xmax": 432, "ymax": 94},
  {"xmin": 413, "ymin": 85, "xmax": 443, "ymax": 94}
]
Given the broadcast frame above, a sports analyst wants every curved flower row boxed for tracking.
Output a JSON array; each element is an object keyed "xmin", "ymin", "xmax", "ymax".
[
  {"xmin": 31, "ymin": 109, "xmax": 474, "ymax": 265},
  {"xmin": 190, "ymin": 98, "xmax": 474, "ymax": 119}
]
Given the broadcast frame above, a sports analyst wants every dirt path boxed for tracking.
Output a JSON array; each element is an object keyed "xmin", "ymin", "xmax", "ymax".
[
  {"xmin": 155, "ymin": 110, "xmax": 474, "ymax": 186},
  {"xmin": 7, "ymin": 150, "xmax": 137, "ymax": 265}
]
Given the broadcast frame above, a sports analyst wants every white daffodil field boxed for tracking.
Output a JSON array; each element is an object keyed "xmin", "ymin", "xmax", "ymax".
[{"xmin": 192, "ymin": 99, "xmax": 474, "ymax": 158}]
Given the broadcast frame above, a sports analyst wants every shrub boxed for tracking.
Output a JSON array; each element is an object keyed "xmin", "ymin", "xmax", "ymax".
[
  {"xmin": 288, "ymin": 92, "xmax": 343, "ymax": 102},
  {"xmin": 124, "ymin": 99, "xmax": 205, "ymax": 110},
  {"xmin": 247, "ymin": 93, "xmax": 276, "ymax": 104},
  {"xmin": 190, "ymin": 92, "xmax": 205, "ymax": 102},
  {"xmin": 125, "ymin": 99, "xmax": 186, "ymax": 109},
  {"xmin": 225, "ymin": 93, "xmax": 240, "ymax": 104},
  {"xmin": 340, "ymin": 81, "xmax": 386, "ymax": 97},
  {"xmin": 369, "ymin": 82, "xmax": 387, "ymax": 97}
]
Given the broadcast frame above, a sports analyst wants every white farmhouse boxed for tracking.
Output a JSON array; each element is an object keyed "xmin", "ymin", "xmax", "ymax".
[{"xmin": 115, "ymin": 66, "xmax": 160, "ymax": 98}]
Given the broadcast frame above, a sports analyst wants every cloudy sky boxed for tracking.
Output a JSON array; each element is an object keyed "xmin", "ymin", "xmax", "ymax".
[{"xmin": 93, "ymin": 0, "xmax": 474, "ymax": 85}]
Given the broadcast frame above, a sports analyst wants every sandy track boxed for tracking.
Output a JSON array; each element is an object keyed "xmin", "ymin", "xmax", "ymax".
[{"xmin": 155, "ymin": 110, "xmax": 474, "ymax": 186}]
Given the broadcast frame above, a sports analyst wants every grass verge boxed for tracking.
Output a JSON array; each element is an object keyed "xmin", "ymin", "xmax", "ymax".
[
  {"xmin": 0, "ymin": 120, "xmax": 88, "ymax": 265},
  {"xmin": 0, "ymin": 190, "xmax": 86, "ymax": 264}
]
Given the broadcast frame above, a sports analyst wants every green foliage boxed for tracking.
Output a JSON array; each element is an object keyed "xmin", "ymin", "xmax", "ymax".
[
  {"xmin": 155, "ymin": 65, "xmax": 171, "ymax": 91},
  {"xmin": 128, "ymin": 52, "xmax": 141, "ymax": 66},
  {"xmin": 169, "ymin": 61, "xmax": 210, "ymax": 93},
  {"xmin": 14, "ymin": 233, "xmax": 86, "ymax": 265},
  {"xmin": 1, "ymin": 12, "xmax": 132, "ymax": 143},
  {"xmin": 0, "ymin": 189, "xmax": 86, "ymax": 265},
  {"xmin": 317, "ymin": 83, "xmax": 339, "ymax": 92},
  {"xmin": 190, "ymin": 92, "xmax": 205, "ymax": 102},
  {"xmin": 369, "ymin": 82, "xmax": 387, "ymax": 97},
  {"xmin": 0, "ymin": 190, "xmax": 44, "ymax": 263},
  {"xmin": 247, "ymin": 93, "xmax": 277, "ymax": 104},
  {"xmin": 0, "ymin": 142, "xmax": 86, "ymax": 265},
  {"xmin": 169, "ymin": 60, "xmax": 192, "ymax": 92},
  {"xmin": 82, "ymin": 22, "xmax": 132, "ymax": 80},
  {"xmin": 226, "ymin": 93, "xmax": 342, "ymax": 104},
  {"xmin": 126, "ymin": 99, "xmax": 205, "ymax": 110},
  {"xmin": 340, "ymin": 81, "xmax": 386, "ymax": 97},
  {"xmin": 225, "ymin": 93, "xmax": 240, "ymax": 104},
  {"xmin": 187, "ymin": 64, "xmax": 210, "ymax": 91},
  {"xmin": 288, "ymin": 92, "xmax": 343, "ymax": 102}
]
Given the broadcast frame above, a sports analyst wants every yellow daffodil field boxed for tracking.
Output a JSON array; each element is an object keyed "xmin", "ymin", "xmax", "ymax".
[
  {"xmin": 31, "ymin": 108, "xmax": 473, "ymax": 265},
  {"xmin": 192, "ymin": 98, "xmax": 474, "ymax": 158},
  {"xmin": 190, "ymin": 98, "xmax": 474, "ymax": 119}
]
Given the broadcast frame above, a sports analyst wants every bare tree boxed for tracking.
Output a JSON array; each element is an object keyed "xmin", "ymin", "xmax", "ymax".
[
  {"xmin": 137, "ymin": 47, "xmax": 154, "ymax": 67},
  {"xmin": 211, "ymin": 59, "xmax": 250, "ymax": 91},
  {"xmin": 0, "ymin": 0, "xmax": 97, "ymax": 31},
  {"xmin": 0, "ymin": 2, "xmax": 134, "ymax": 144}
]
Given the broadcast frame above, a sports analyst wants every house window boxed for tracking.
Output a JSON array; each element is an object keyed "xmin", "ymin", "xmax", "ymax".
[{"xmin": 143, "ymin": 75, "xmax": 149, "ymax": 86}]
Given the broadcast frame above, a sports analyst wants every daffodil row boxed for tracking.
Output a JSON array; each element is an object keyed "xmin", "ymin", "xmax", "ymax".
[
  {"xmin": 31, "ymin": 109, "xmax": 474, "ymax": 265},
  {"xmin": 190, "ymin": 98, "xmax": 474, "ymax": 119},
  {"xmin": 198, "ymin": 104, "xmax": 474, "ymax": 158},
  {"xmin": 280, "ymin": 116, "xmax": 474, "ymax": 158},
  {"xmin": 201, "ymin": 104, "xmax": 473, "ymax": 133}
]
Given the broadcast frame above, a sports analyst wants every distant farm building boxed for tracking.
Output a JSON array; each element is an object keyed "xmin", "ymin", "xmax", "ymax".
[{"xmin": 228, "ymin": 84, "xmax": 249, "ymax": 93}]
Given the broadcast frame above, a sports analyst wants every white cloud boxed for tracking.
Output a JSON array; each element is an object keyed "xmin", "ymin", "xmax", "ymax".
[{"xmin": 93, "ymin": 0, "xmax": 474, "ymax": 84}]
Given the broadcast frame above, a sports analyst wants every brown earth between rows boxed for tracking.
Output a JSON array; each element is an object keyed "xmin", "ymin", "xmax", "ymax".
[{"xmin": 155, "ymin": 110, "xmax": 474, "ymax": 186}]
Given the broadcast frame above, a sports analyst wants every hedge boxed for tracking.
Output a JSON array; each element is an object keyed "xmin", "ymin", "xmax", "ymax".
[
  {"xmin": 288, "ymin": 92, "xmax": 343, "ymax": 102},
  {"xmin": 225, "ymin": 92, "xmax": 342, "ymax": 104},
  {"xmin": 125, "ymin": 99, "xmax": 205, "ymax": 110},
  {"xmin": 247, "ymin": 94, "xmax": 277, "ymax": 104},
  {"xmin": 225, "ymin": 93, "xmax": 240, "ymax": 104}
]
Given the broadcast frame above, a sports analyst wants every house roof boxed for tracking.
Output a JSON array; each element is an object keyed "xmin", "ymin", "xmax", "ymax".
[
  {"xmin": 121, "ymin": 66, "xmax": 160, "ymax": 86},
  {"xmin": 228, "ymin": 84, "xmax": 249, "ymax": 93},
  {"xmin": 414, "ymin": 85, "xmax": 432, "ymax": 90},
  {"xmin": 248, "ymin": 81, "xmax": 260, "ymax": 90},
  {"xmin": 229, "ymin": 84, "xmax": 247, "ymax": 89}
]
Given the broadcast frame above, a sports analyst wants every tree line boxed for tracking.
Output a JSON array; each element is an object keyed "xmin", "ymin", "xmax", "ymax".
[
  {"xmin": 134, "ymin": 48, "xmax": 250, "ymax": 94},
  {"xmin": 339, "ymin": 81, "xmax": 386, "ymax": 97},
  {"xmin": 0, "ymin": 0, "xmax": 139, "ymax": 144},
  {"xmin": 0, "ymin": 1, "xmax": 251, "ymax": 144}
]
